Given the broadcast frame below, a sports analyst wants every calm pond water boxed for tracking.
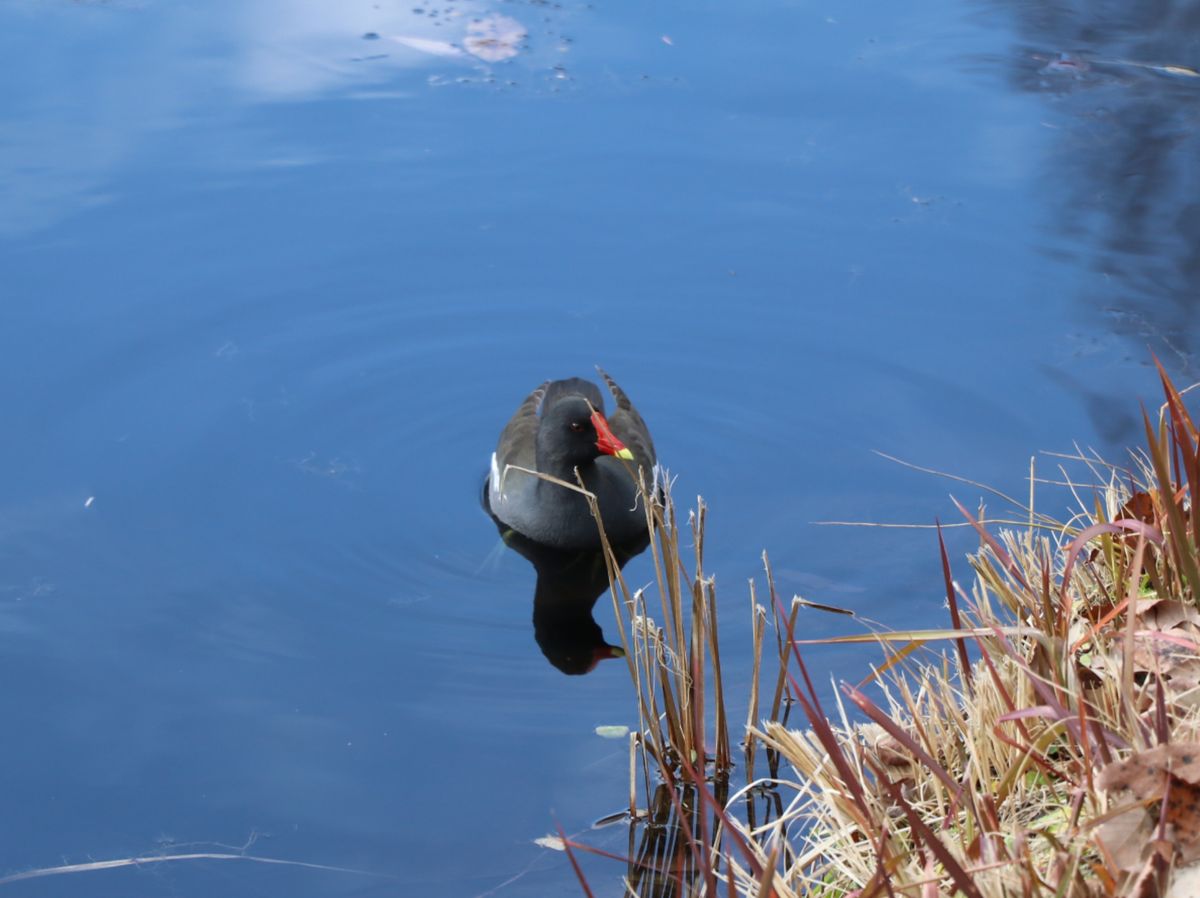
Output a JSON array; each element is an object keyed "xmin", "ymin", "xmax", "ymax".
[{"xmin": 3, "ymin": 0, "xmax": 1199, "ymax": 893}]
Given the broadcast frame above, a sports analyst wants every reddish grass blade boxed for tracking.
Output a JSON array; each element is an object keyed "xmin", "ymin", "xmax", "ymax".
[
  {"xmin": 1143, "ymin": 407, "xmax": 1200, "ymax": 600},
  {"xmin": 1154, "ymin": 355, "xmax": 1200, "ymax": 543},
  {"xmin": 1060, "ymin": 519, "xmax": 1163, "ymax": 607},
  {"xmin": 557, "ymin": 823, "xmax": 597, "ymax": 898},
  {"xmin": 677, "ymin": 753, "xmax": 762, "ymax": 879},
  {"xmin": 874, "ymin": 770, "xmax": 985, "ymax": 898},
  {"xmin": 952, "ymin": 497, "xmax": 1031, "ymax": 591},
  {"xmin": 988, "ymin": 626, "xmax": 1126, "ymax": 754},
  {"xmin": 937, "ymin": 521, "xmax": 973, "ymax": 694},
  {"xmin": 842, "ymin": 684, "xmax": 964, "ymax": 803}
]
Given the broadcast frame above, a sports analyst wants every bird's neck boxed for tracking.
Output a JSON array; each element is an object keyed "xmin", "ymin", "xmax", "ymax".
[{"xmin": 535, "ymin": 443, "xmax": 596, "ymax": 485}]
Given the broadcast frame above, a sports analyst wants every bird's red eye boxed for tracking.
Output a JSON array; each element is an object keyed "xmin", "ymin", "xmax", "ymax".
[{"xmin": 569, "ymin": 421, "xmax": 586, "ymax": 433}]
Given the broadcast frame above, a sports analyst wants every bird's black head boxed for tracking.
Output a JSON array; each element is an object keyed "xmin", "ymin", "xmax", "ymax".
[{"xmin": 538, "ymin": 396, "xmax": 605, "ymax": 469}]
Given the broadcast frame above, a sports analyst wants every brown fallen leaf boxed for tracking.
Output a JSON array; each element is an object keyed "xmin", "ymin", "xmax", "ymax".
[
  {"xmin": 1132, "ymin": 638, "xmax": 1200, "ymax": 684},
  {"xmin": 1165, "ymin": 780, "xmax": 1200, "ymax": 857},
  {"xmin": 1094, "ymin": 804, "xmax": 1154, "ymax": 871},
  {"xmin": 1120, "ymin": 490, "xmax": 1158, "ymax": 525},
  {"xmin": 1167, "ymin": 658, "xmax": 1200, "ymax": 692},
  {"xmin": 1125, "ymin": 842, "xmax": 1171, "ymax": 898},
  {"xmin": 1099, "ymin": 743, "xmax": 1200, "ymax": 793},
  {"xmin": 1100, "ymin": 743, "xmax": 1200, "ymax": 863},
  {"xmin": 1144, "ymin": 601, "xmax": 1200, "ymax": 632},
  {"xmin": 865, "ymin": 725, "xmax": 912, "ymax": 769}
]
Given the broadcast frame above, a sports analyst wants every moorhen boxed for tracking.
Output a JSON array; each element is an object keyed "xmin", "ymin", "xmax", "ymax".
[{"xmin": 487, "ymin": 369, "xmax": 656, "ymax": 551}]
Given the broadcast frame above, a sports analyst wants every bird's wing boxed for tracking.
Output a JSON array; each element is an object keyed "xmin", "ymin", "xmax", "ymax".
[
  {"xmin": 596, "ymin": 366, "xmax": 656, "ymax": 473},
  {"xmin": 493, "ymin": 381, "xmax": 549, "ymax": 477}
]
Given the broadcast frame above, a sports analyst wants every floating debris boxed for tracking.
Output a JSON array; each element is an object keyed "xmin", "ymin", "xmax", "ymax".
[
  {"xmin": 1114, "ymin": 58, "xmax": 1200, "ymax": 78},
  {"xmin": 1039, "ymin": 51, "xmax": 1200, "ymax": 80},
  {"xmin": 592, "ymin": 809, "xmax": 631, "ymax": 827},
  {"xmin": 1040, "ymin": 52, "xmax": 1089, "ymax": 77},
  {"xmin": 594, "ymin": 725, "xmax": 629, "ymax": 739},
  {"xmin": 391, "ymin": 35, "xmax": 464, "ymax": 58},
  {"xmin": 464, "ymin": 14, "xmax": 525, "ymax": 62},
  {"xmin": 1156, "ymin": 63, "xmax": 1200, "ymax": 77}
]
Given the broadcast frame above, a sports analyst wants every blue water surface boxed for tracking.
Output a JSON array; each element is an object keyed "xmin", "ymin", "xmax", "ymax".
[{"xmin": 2, "ymin": 0, "xmax": 1197, "ymax": 893}]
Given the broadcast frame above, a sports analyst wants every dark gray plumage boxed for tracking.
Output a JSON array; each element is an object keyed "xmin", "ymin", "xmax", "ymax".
[{"xmin": 487, "ymin": 369, "xmax": 656, "ymax": 550}]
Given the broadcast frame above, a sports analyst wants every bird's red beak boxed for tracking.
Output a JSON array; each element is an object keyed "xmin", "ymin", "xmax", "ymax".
[
  {"xmin": 591, "ymin": 412, "xmax": 634, "ymax": 459},
  {"xmin": 586, "ymin": 643, "xmax": 627, "ymax": 672}
]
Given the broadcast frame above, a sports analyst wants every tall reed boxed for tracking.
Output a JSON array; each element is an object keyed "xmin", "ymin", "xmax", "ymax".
[{"xmin": 563, "ymin": 360, "xmax": 1200, "ymax": 898}]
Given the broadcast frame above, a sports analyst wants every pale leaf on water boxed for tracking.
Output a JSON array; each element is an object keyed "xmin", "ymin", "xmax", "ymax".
[
  {"xmin": 534, "ymin": 835, "xmax": 565, "ymax": 851},
  {"xmin": 388, "ymin": 36, "xmax": 464, "ymax": 58},
  {"xmin": 594, "ymin": 725, "xmax": 629, "ymax": 739}
]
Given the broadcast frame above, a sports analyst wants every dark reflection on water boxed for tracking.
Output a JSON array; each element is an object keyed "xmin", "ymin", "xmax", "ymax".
[
  {"xmin": 622, "ymin": 781, "xmax": 787, "ymax": 898},
  {"xmin": 483, "ymin": 493, "xmax": 644, "ymax": 675},
  {"xmin": 628, "ymin": 782, "xmax": 726, "ymax": 898},
  {"xmin": 606, "ymin": 772, "xmax": 789, "ymax": 896},
  {"xmin": 988, "ymin": 0, "xmax": 1200, "ymax": 376}
]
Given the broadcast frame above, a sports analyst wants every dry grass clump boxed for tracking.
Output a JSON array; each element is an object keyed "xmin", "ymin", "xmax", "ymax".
[{"xmin": 563, "ymin": 361, "xmax": 1200, "ymax": 898}]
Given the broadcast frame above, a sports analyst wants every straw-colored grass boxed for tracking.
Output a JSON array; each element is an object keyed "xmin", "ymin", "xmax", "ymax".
[{"xmin": 563, "ymin": 360, "xmax": 1200, "ymax": 898}]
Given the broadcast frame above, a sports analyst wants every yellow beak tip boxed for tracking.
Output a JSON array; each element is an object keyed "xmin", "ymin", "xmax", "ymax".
[{"xmin": 615, "ymin": 448, "xmax": 634, "ymax": 460}]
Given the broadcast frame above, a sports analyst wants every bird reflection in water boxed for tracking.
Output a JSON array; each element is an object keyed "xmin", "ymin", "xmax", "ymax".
[{"xmin": 484, "ymin": 502, "xmax": 648, "ymax": 674}]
